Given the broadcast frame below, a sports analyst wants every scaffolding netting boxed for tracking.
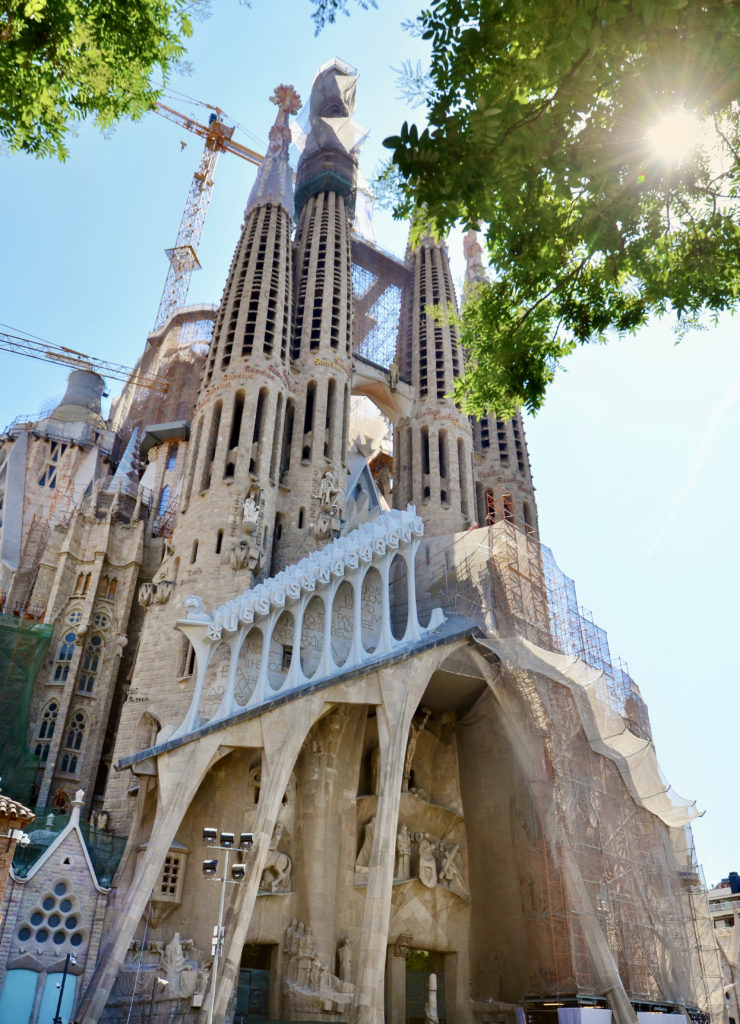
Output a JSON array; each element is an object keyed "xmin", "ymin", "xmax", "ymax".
[
  {"xmin": 0, "ymin": 614, "xmax": 53, "ymax": 802},
  {"xmin": 411, "ymin": 521, "xmax": 724, "ymax": 1017}
]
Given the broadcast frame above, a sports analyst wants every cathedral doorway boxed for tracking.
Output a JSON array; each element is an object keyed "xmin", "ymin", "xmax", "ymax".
[
  {"xmin": 405, "ymin": 949, "xmax": 446, "ymax": 1024},
  {"xmin": 235, "ymin": 943, "xmax": 273, "ymax": 1024}
]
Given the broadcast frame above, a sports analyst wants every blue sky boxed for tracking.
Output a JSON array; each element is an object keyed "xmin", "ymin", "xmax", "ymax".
[{"xmin": 0, "ymin": 1, "xmax": 737, "ymax": 885}]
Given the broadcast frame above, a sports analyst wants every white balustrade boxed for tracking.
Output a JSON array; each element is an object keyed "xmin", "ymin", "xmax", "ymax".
[{"xmin": 171, "ymin": 507, "xmax": 445, "ymax": 739}]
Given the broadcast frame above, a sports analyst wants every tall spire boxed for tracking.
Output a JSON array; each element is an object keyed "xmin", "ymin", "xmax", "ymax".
[
  {"xmin": 246, "ymin": 84, "xmax": 301, "ymax": 219},
  {"xmin": 460, "ymin": 235, "xmax": 539, "ymax": 534}
]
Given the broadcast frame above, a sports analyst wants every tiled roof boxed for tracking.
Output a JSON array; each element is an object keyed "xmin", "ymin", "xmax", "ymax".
[{"xmin": 0, "ymin": 795, "xmax": 35, "ymax": 825}]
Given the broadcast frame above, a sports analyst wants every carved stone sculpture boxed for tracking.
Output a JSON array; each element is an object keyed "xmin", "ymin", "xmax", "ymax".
[
  {"xmin": 153, "ymin": 540, "xmax": 176, "ymax": 584},
  {"xmin": 395, "ymin": 824, "xmax": 411, "ymax": 880},
  {"xmin": 259, "ymin": 822, "xmax": 292, "ymax": 893},
  {"xmin": 417, "ymin": 834, "xmax": 437, "ymax": 888},
  {"xmin": 230, "ymin": 538, "xmax": 263, "ymax": 572},
  {"xmin": 282, "ymin": 919, "xmax": 354, "ymax": 1016},
  {"xmin": 337, "ymin": 938, "xmax": 352, "ymax": 984},
  {"xmin": 354, "ymin": 817, "xmax": 375, "ymax": 876},
  {"xmin": 242, "ymin": 493, "xmax": 260, "ymax": 533},
  {"xmin": 182, "ymin": 595, "xmax": 209, "ymax": 621}
]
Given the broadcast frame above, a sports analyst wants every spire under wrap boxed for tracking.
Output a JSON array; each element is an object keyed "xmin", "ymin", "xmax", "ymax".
[
  {"xmin": 246, "ymin": 84, "xmax": 302, "ymax": 219},
  {"xmin": 294, "ymin": 58, "xmax": 366, "ymax": 217}
]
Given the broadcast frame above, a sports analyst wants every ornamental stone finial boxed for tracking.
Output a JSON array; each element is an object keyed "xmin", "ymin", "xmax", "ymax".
[{"xmin": 270, "ymin": 83, "xmax": 302, "ymax": 117}]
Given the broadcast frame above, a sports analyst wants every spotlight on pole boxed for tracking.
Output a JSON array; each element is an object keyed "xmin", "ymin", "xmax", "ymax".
[
  {"xmin": 202, "ymin": 859, "xmax": 218, "ymax": 877},
  {"xmin": 203, "ymin": 827, "xmax": 218, "ymax": 845}
]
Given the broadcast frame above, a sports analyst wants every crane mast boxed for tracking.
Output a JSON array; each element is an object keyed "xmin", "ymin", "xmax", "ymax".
[{"xmin": 153, "ymin": 102, "xmax": 265, "ymax": 331}]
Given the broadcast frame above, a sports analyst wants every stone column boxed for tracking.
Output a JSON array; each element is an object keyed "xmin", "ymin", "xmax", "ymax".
[
  {"xmin": 352, "ymin": 650, "xmax": 439, "ymax": 1024},
  {"xmin": 76, "ymin": 734, "xmax": 224, "ymax": 1023},
  {"xmin": 205, "ymin": 692, "xmax": 325, "ymax": 1024}
]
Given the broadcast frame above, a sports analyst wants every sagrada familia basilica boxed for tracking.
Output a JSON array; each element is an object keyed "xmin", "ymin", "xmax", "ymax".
[{"xmin": 0, "ymin": 59, "xmax": 725, "ymax": 1024}]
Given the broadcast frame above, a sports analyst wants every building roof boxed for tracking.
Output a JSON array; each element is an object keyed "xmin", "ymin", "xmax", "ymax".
[{"xmin": 0, "ymin": 794, "xmax": 35, "ymax": 825}]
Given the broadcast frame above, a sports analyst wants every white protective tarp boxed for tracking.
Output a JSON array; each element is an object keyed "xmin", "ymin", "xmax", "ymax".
[{"xmin": 476, "ymin": 635, "xmax": 700, "ymax": 830}]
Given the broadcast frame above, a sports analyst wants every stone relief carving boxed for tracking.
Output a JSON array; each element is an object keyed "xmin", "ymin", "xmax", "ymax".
[
  {"xmin": 310, "ymin": 468, "xmax": 345, "ymax": 539},
  {"xmin": 242, "ymin": 493, "xmax": 261, "ymax": 533},
  {"xmin": 282, "ymin": 919, "xmax": 353, "ymax": 1015},
  {"xmin": 230, "ymin": 538, "xmax": 264, "ymax": 572},
  {"xmin": 182, "ymin": 595, "xmax": 209, "ymax": 622},
  {"xmin": 375, "ymin": 824, "xmax": 471, "ymax": 900},
  {"xmin": 354, "ymin": 817, "xmax": 375, "ymax": 876},
  {"xmin": 120, "ymin": 933, "xmax": 204, "ymax": 1003},
  {"xmin": 395, "ymin": 823, "xmax": 411, "ymax": 879},
  {"xmin": 418, "ymin": 834, "xmax": 437, "ymax": 888},
  {"xmin": 259, "ymin": 823, "xmax": 292, "ymax": 893}
]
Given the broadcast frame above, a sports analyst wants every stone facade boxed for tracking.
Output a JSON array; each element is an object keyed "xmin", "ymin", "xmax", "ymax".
[{"xmin": 0, "ymin": 60, "xmax": 722, "ymax": 1024}]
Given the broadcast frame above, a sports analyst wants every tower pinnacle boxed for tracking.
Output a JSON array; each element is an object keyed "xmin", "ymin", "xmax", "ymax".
[{"xmin": 245, "ymin": 84, "xmax": 302, "ymax": 219}]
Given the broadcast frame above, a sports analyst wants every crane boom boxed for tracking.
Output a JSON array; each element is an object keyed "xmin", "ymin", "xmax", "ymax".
[
  {"xmin": 152, "ymin": 101, "xmax": 266, "ymax": 331},
  {"xmin": 0, "ymin": 329, "xmax": 169, "ymax": 393}
]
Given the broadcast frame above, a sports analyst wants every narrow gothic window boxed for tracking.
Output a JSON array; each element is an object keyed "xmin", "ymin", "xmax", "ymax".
[
  {"xmin": 78, "ymin": 635, "xmax": 103, "ymax": 693},
  {"xmin": 38, "ymin": 701, "xmax": 59, "ymax": 742},
  {"xmin": 166, "ymin": 443, "xmax": 178, "ymax": 472},
  {"xmin": 60, "ymin": 712, "xmax": 85, "ymax": 773},
  {"xmin": 53, "ymin": 633, "xmax": 76, "ymax": 681}
]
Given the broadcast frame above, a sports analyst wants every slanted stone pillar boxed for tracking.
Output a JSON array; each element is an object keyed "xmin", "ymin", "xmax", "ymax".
[
  {"xmin": 206, "ymin": 692, "xmax": 326, "ymax": 1024},
  {"xmin": 77, "ymin": 734, "xmax": 224, "ymax": 1024},
  {"xmin": 353, "ymin": 650, "xmax": 439, "ymax": 1024}
]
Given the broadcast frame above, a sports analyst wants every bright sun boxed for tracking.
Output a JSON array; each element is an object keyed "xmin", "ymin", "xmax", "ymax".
[{"xmin": 646, "ymin": 108, "xmax": 703, "ymax": 165}]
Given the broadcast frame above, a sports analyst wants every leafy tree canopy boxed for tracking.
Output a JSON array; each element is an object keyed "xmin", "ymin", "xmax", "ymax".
[
  {"xmin": 384, "ymin": 0, "xmax": 740, "ymax": 416},
  {"xmin": 0, "ymin": 0, "xmax": 194, "ymax": 159},
  {"xmin": 0, "ymin": 0, "xmax": 372, "ymax": 160}
]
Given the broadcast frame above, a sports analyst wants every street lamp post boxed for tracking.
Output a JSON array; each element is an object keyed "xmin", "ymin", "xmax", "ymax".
[
  {"xmin": 202, "ymin": 828, "xmax": 254, "ymax": 1024},
  {"xmin": 147, "ymin": 976, "xmax": 168, "ymax": 1024},
  {"xmin": 52, "ymin": 952, "xmax": 76, "ymax": 1024}
]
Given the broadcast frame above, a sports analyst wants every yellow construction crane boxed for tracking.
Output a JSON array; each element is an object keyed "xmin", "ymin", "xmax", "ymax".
[
  {"xmin": 152, "ymin": 99, "xmax": 266, "ymax": 331},
  {"xmin": 0, "ymin": 325, "xmax": 169, "ymax": 393}
]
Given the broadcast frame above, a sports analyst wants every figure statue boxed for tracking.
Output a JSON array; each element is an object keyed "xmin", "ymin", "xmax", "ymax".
[
  {"xmin": 242, "ymin": 493, "xmax": 260, "ymax": 533},
  {"xmin": 163, "ymin": 932, "xmax": 186, "ymax": 995},
  {"xmin": 259, "ymin": 822, "xmax": 292, "ymax": 893},
  {"xmin": 395, "ymin": 824, "xmax": 411, "ymax": 879},
  {"xmin": 318, "ymin": 469, "xmax": 342, "ymax": 511},
  {"xmin": 355, "ymin": 817, "xmax": 375, "ymax": 872},
  {"xmin": 337, "ymin": 938, "xmax": 352, "ymax": 984},
  {"xmin": 153, "ymin": 540, "xmax": 176, "ymax": 584},
  {"xmin": 388, "ymin": 360, "xmax": 399, "ymax": 391}
]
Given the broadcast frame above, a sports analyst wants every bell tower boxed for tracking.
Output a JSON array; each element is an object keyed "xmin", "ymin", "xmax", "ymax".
[
  {"xmin": 394, "ymin": 232, "xmax": 476, "ymax": 536},
  {"xmin": 175, "ymin": 84, "xmax": 301, "ymax": 597},
  {"xmin": 272, "ymin": 59, "xmax": 359, "ymax": 568}
]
